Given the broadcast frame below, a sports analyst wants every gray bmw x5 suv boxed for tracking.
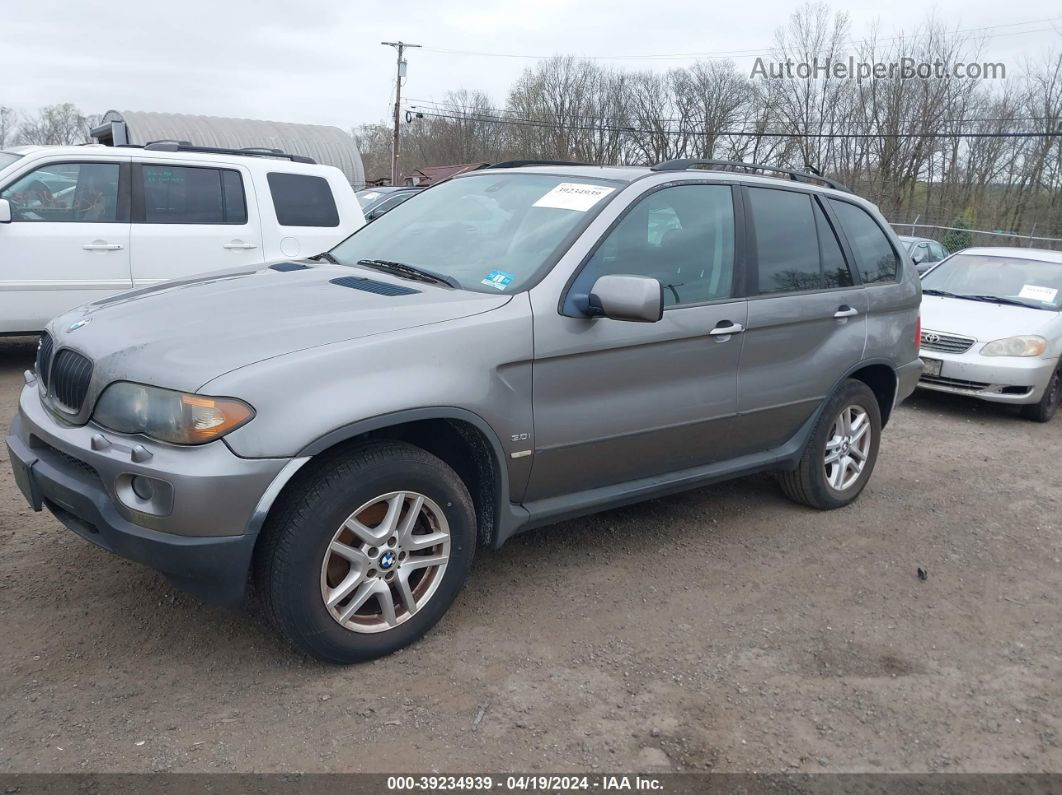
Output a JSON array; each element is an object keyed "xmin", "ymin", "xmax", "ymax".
[{"xmin": 7, "ymin": 159, "xmax": 922, "ymax": 662}]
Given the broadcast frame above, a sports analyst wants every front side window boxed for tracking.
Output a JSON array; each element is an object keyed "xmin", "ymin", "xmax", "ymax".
[
  {"xmin": 141, "ymin": 165, "xmax": 246, "ymax": 224},
  {"xmin": 829, "ymin": 199, "xmax": 900, "ymax": 284},
  {"xmin": 576, "ymin": 184, "xmax": 736, "ymax": 307},
  {"xmin": 268, "ymin": 172, "xmax": 339, "ymax": 227},
  {"xmin": 331, "ymin": 173, "xmax": 622, "ymax": 294},
  {"xmin": 1, "ymin": 162, "xmax": 120, "ymax": 222}
]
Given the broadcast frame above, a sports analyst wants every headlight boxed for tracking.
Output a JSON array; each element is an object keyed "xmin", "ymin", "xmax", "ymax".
[
  {"xmin": 93, "ymin": 382, "xmax": 254, "ymax": 445},
  {"xmin": 980, "ymin": 335, "xmax": 1047, "ymax": 357}
]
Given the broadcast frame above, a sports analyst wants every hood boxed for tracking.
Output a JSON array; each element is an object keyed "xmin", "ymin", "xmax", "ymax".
[
  {"xmin": 921, "ymin": 294, "xmax": 1058, "ymax": 342},
  {"xmin": 48, "ymin": 261, "xmax": 511, "ymax": 393}
]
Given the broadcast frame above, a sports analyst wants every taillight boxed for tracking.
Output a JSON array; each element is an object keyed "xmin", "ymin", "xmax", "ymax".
[{"xmin": 914, "ymin": 314, "xmax": 921, "ymax": 348}]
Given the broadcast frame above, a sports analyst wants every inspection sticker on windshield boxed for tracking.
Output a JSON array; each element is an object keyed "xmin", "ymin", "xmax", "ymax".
[
  {"xmin": 481, "ymin": 270, "xmax": 515, "ymax": 290},
  {"xmin": 1018, "ymin": 284, "xmax": 1058, "ymax": 303},
  {"xmin": 533, "ymin": 182, "xmax": 615, "ymax": 212}
]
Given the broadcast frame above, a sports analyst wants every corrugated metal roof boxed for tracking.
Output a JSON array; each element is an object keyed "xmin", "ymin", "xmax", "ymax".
[{"xmin": 100, "ymin": 110, "xmax": 365, "ymax": 186}]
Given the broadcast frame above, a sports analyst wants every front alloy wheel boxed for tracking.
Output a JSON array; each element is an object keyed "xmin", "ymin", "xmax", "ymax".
[
  {"xmin": 321, "ymin": 491, "xmax": 451, "ymax": 633},
  {"xmin": 255, "ymin": 442, "xmax": 476, "ymax": 663}
]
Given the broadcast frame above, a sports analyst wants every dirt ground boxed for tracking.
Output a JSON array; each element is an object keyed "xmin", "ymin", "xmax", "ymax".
[{"xmin": 1, "ymin": 333, "xmax": 1060, "ymax": 774}]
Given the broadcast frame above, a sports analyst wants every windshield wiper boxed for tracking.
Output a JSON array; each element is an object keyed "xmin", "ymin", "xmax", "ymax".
[
  {"xmin": 921, "ymin": 288, "xmax": 958, "ymax": 297},
  {"xmin": 957, "ymin": 294, "xmax": 1035, "ymax": 308},
  {"xmin": 308, "ymin": 251, "xmax": 340, "ymax": 264},
  {"xmin": 356, "ymin": 259, "xmax": 460, "ymax": 288}
]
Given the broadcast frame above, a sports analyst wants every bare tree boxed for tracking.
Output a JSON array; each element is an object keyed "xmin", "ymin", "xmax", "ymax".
[
  {"xmin": 0, "ymin": 106, "xmax": 15, "ymax": 148},
  {"xmin": 16, "ymin": 103, "xmax": 94, "ymax": 145}
]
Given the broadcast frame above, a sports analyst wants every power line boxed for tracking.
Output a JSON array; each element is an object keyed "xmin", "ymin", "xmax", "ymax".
[
  {"xmin": 419, "ymin": 16, "xmax": 1062, "ymax": 62},
  {"xmin": 407, "ymin": 107, "xmax": 1062, "ymax": 139},
  {"xmin": 408, "ymin": 97, "xmax": 1059, "ymax": 129}
]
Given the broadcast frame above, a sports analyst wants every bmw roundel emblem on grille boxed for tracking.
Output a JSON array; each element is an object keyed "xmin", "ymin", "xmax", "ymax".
[
  {"xmin": 67, "ymin": 319, "xmax": 91, "ymax": 332},
  {"xmin": 379, "ymin": 551, "xmax": 396, "ymax": 570}
]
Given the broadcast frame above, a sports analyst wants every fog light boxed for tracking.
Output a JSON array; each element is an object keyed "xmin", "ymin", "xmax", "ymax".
[{"xmin": 130, "ymin": 475, "xmax": 156, "ymax": 501}]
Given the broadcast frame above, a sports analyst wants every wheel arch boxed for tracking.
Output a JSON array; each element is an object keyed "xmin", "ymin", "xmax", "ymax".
[
  {"xmin": 844, "ymin": 361, "xmax": 899, "ymax": 427},
  {"xmin": 261, "ymin": 408, "xmax": 519, "ymax": 549}
]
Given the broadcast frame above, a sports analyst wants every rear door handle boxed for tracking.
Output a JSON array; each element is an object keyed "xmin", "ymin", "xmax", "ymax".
[
  {"xmin": 709, "ymin": 321, "xmax": 745, "ymax": 337},
  {"xmin": 833, "ymin": 305, "xmax": 859, "ymax": 319},
  {"xmin": 82, "ymin": 242, "xmax": 123, "ymax": 251},
  {"xmin": 223, "ymin": 241, "xmax": 258, "ymax": 250}
]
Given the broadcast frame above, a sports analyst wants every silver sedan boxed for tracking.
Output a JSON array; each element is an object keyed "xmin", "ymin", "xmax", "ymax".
[{"xmin": 918, "ymin": 247, "xmax": 1062, "ymax": 422}]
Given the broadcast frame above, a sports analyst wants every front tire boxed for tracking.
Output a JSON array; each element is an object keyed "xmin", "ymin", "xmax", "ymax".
[
  {"xmin": 1020, "ymin": 366, "xmax": 1060, "ymax": 423},
  {"xmin": 780, "ymin": 379, "xmax": 883, "ymax": 510},
  {"xmin": 254, "ymin": 441, "xmax": 476, "ymax": 663}
]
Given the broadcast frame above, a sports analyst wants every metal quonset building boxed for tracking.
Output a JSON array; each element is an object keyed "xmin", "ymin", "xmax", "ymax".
[{"xmin": 91, "ymin": 110, "xmax": 366, "ymax": 187}]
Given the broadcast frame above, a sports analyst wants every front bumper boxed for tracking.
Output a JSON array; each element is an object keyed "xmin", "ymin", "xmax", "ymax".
[
  {"xmin": 6, "ymin": 381, "xmax": 292, "ymax": 605},
  {"xmin": 917, "ymin": 347, "xmax": 1059, "ymax": 405}
]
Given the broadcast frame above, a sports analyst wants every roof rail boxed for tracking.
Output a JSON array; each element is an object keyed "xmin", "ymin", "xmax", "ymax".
[
  {"xmin": 141, "ymin": 141, "xmax": 316, "ymax": 164},
  {"xmin": 485, "ymin": 159, "xmax": 591, "ymax": 169},
  {"xmin": 650, "ymin": 158, "xmax": 850, "ymax": 193}
]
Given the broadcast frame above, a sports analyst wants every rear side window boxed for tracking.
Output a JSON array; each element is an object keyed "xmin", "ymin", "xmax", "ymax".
[
  {"xmin": 829, "ymin": 199, "xmax": 900, "ymax": 284},
  {"xmin": 141, "ymin": 165, "xmax": 246, "ymax": 224},
  {"xmin": 816, "ymin": 201, "xmax": 854, "ymax": 288},
  {"xmin": 748, "ymin": 188, "xmax": 821, "ymax": 294},
  {"xmin": 267, "ymin": 172, "xmax": 339, "ymax": 227}
]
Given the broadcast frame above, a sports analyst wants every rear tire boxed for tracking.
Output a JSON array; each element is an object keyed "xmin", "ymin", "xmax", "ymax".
[
  {"xmin": 780, "ymin": 379, "xmax": 882, "ymax": 510},
  {"xmin": 254, "ymin": 441, "xmax": 476, "ymax": 663},
  {"xmin": 1020, "ymin": 366, "xmax": 1060, "ymax": 423}
]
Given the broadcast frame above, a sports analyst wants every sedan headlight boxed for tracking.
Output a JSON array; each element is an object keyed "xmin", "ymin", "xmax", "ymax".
[
  {"xmin": 93, "ymin": 382, "xmax": 254, "ymax": 445},
  {"xmin": 980, "ymin": 335, "xmax": 1047, "ymax": 357}
]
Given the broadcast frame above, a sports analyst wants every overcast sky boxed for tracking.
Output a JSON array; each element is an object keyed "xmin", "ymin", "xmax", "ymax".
[{"xmin": 2, "ymin": 0, "xmax": 1059, "ymax": 132}]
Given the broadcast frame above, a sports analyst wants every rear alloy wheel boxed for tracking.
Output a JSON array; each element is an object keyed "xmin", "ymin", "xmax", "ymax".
[
  {"xmin": 1020, "ymin": 367, "xmax": 1060, "ymax": 423},
  {"xmin": 255, "ymin": 441, "xmax": 476, "ymax": 663},
  {"xmin": 780, "ymin": 379, "xmax": 882, "ymax": 510},
  {"xmin": 823, "ymin": 405, "xmax": 873, "ymax": 492}
]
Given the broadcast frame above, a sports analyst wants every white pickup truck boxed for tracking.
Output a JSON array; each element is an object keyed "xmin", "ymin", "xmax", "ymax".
[{"xmin": 0, "ymin": 142, "xmax": 365, "ymax": 334}]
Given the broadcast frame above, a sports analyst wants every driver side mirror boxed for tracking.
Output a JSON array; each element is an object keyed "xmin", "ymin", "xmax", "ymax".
[
  {"xmin": 0, "ymin": 198, "xmax": 11, "ymax": 224},
  {"xmin": 911, "ymin": 244, "xmax": 927, "ymax": 264},
  {"xmin": 588, "ymin": 274, "xmax": 664, "ymax": 323}
]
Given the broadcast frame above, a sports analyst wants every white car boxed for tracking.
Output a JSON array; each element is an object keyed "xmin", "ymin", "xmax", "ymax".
[
  {"xmin": 0, "ymin": 143, "xmax": 365, "ymax": 333},
  {"xmin": 918, "ymin": 247, "xmax": 1062, "ymax": 422}
]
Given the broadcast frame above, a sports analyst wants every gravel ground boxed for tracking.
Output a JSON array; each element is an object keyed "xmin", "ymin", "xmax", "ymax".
[{"xmin": 1, "ymin": 333, "xmax": 1060, "ymax": 774}]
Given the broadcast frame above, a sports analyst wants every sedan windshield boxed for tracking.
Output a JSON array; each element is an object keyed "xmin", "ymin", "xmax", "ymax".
[
  {"xmin": 921, "ymin": 253, "xmax": 1062, "ymax": 311},
  {"xmin": 330, "ymin": 173, "xmax": 621, "ymax": 293}
]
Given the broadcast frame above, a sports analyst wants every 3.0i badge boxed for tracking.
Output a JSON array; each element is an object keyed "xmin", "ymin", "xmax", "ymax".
[{"xmin": 67, "ymin": 319, "xmax": 91, "ymax": 332}]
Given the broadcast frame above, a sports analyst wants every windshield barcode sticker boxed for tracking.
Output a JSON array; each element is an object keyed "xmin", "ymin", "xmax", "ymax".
[
  {"xmin": 533, "ymin": 183, "xmax": 615, "ymax": 212},
  {"xmin": 1018, "ymin": 284, "xmax": 1058, "ymax": 302}
]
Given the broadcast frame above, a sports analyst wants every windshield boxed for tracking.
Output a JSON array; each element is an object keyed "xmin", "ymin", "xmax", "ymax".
[
  {"xmin": 0, "ymin": 151, "xmax": 22, "ymax": 172},
  {"xmin": 355, "ymin": 189, "xmax": 385, "ymax": 208},
  {"xmin": 331, "ymin": 173, "xmax": 621, "ymax": 293},
  {"xmin": 921, "ymin": 253, "xmax": 1062, "ymax": 311}
]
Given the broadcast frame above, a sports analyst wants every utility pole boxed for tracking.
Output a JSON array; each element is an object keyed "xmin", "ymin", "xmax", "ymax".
[{"xmin": 381, "ymin": 40, "xmax": 420, "ymax": 186}]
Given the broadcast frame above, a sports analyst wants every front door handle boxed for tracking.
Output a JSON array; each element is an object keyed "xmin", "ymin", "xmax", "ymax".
[
  {"xmin": 223, "ymin": 241, "xmax": 258, "ymax": 250},
  {"xmin": 834, "ymin": 305, "xmax": 859, "ymax": 319},
  {"xmin": 709, "ymin": 321, "xmax": 745, "ymax": 337},
  {"xmin": 82, "ymin": 242, "xmax": 123, "ymax": 251}
]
